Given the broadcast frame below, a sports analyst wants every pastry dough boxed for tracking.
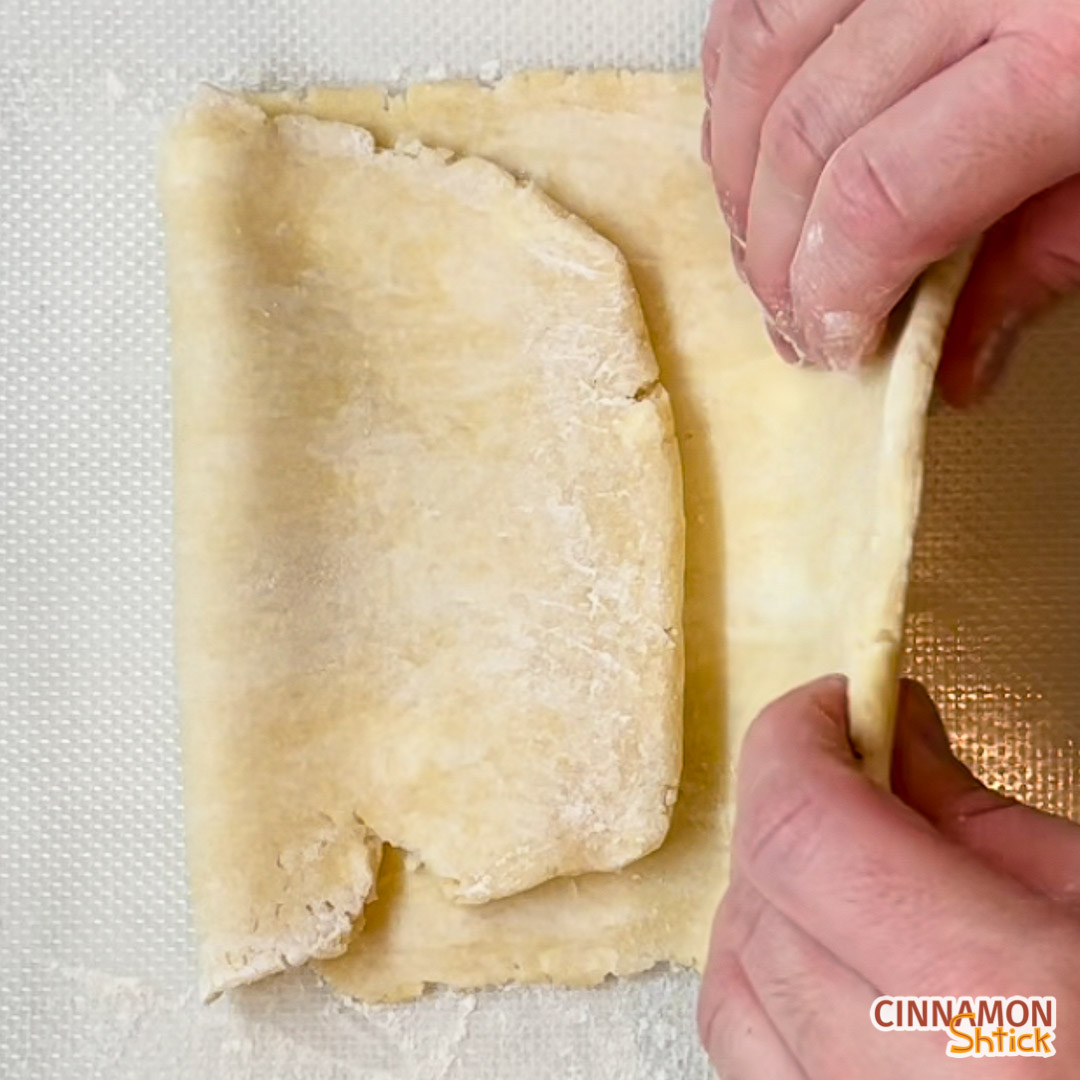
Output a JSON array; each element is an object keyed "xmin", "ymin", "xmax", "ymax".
[
  {"xmin": 251, "ymin": 72, "xmax": 970, "ymax": 1001},
  {"xmin": 162, "ymin": 90, "xmax": 684, "ymax": 999}
]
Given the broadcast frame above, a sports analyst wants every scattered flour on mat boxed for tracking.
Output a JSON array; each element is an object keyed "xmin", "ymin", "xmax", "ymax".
[{"xmin": 42, "ymin": 960, "xmax": 710, "ymax": 1079}]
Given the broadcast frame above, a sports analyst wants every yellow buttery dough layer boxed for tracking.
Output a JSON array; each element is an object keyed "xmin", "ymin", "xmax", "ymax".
[
  {"xmin": 253, "ymin": 71, "xmax": 970, "ymax": 1002},
  {"xmin": 162, "ymin": 87, "xmax": 685, "ymax": 1000}
]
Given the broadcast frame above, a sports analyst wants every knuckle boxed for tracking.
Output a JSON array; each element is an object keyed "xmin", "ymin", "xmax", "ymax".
[
  {"xmin": 757, "ymin": 969, "xmax": 820, "ymax": 1050},
  {"xmin": 741, "ymin": 677, "xmax": 846, "ymax": 767},
  {"xmin": 820, "ymin": 143, "xmax": 911, "ymax": 247},
  {"xmin": 846, "ymin": 854, "xmax": 923, "ymax": 924},
  {"xmin": 701, "ymin": 7, "xmax": 724, "ymax": 82},
  {"xmin": 943, "ymin": 788, "xmax": 1015, "ymax": 838},
  {"xmin": 735, "ymin": 679, "xmax": 848, "ymax": 882},
  {"xmin": 1017, "ymin": 9, "xmax": 1080, "ymax": 71},
  {"xmin": 1026, "ymin": 234, "xmax": 1080, "ymax": 294},
  {"xmin": 1004, "ymin": 48, "xmax": 1062, "ymax": 108},
  {"xmin": 695, "ymin": 985, "xmax": 715, "ymax": 1050},
  {"xmin": 724, "ymin": 0, "xmax": 794, "ymax": 88},
  {"xmin": 1024, "ymin": 919, "xmax": 1080, "ymax": 987},
  {"xmin": 922, "ymin": 942, "xmax": 1011, "ymax": 994},
  {"xmin": 995, "ymin": 25, "xmax": 1080, "ymax": 119},
  {"xmin": 697, "ymin": 952, "xmax": 748, "ymax": 1058},
  {"xmin": 735, "ymin": 764, "xmax": 825, "ymax": 881},
  {"xmin": 759, "ymin": 87, "xmax": 832, "ymax": 181},
  {"xmin": 736, "ymin": 907, "xmax": 857, "ymax": 1076}
]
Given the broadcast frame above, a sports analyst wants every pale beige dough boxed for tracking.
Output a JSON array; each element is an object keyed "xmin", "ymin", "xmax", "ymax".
[
  {"xmin": 248, "ymin": 71, "xmax": 970, "ymax": 1001},
  {"xmin": 162, "ymin": 89, "xmax": 684, "ymax": 1000}
]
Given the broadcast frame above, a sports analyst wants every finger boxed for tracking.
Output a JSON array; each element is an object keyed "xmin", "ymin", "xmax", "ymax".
[
  {"xmin": 744, "ymin": 0, "xmax": 992, "ymax": 319},
  {"xmin": 733, "ymin": 676, "xmax": 1071, "ymax": 994},
  {"xmin": 938, "ymin": 173, "xmax": 1080, "ymax": 407},
  {"xmin": 713, "ymin": 873, "xmax": 951, "ymax": 1080},
  {"xmin": 893, "ymin": 679, "xmax": 1080, "ymax": 906},
  {"xmin": 765, "ymin": 317, "xmax": 801, "ymax": 364},
  {"xmin": 699, "ymin": 945, "xmax": 809, "ymax": 1080},
  {"xmin": 791, "ymin": 32, "xmax": 1080, "ymax": 367},
  {"xmin": 707, "ymin": 0, "xmax": 861, "ymax": 239},
  {"xmin": 711, "ymin": 873, "xmax": 907, "ymax": 1080},
  {"xmin": 702, "ymin": 0, "xmax": 727, "ymax": 99}
]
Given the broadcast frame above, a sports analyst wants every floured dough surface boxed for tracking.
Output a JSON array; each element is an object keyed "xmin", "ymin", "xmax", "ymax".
[
  {"xmin": 251, "ymin": 71, "xmax": 969, "ymax": 1002},
  {"xmin": 162, "ymin": 90, "xmax": 683, "ymax": 999}
]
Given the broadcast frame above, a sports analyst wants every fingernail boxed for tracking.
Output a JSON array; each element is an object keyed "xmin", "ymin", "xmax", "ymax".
[
  {"xmin": 701, "ymin": 110, "xmax": 712, "ymax": 165},
  {"xmin": 901, "ymin": 681, "xmax": 952, "ymax": 759},
  {"xmin": 764, "ymin": 317, "xmax": 802, "ymax": 365},
  {"xmin": 899, "ymin": 681, "xmax": 984, "ymax": 789},
  {"xmin": 815, "ymin": 310, "xmax": 883, "ymax": 371},
  {"xmin": 969, "ymin": 317, "xmax": 1021, "ymax": 402},
  {"xmin": 717, "ymin": 190, "xmax": 745, "ymax": 245},
  {"xmin": 729, "ymin": 233, "xmax": 747, "ymax": 283}
]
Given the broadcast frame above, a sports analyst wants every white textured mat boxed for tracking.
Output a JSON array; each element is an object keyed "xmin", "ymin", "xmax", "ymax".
[{"xmin": 2, "ymin": 2, "xmax": 1078, "ymax": 1076}]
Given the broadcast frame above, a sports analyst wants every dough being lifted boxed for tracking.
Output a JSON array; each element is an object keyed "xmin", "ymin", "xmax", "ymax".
[{"xmin": 162, "ymin": 91, "xmax": 683, "ymax": 999}]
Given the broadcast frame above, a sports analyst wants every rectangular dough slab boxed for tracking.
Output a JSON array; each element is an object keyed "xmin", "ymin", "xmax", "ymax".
[
  {"xmin": 253, "ymin": 71, "xmax": 970, "ymax": 1002},
  {"xmin": 162, "ymin": 86, "xmax": 685, "ymax": 999}
]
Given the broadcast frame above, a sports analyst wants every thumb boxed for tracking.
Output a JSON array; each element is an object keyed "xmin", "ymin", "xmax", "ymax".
[
  {"xmin": 937, "ymin": 173, "xmax": 1080, "ymax": 408},
  {"xmin": 892, "ymin": 678, "xmax": 1080, "ymax": 905}
]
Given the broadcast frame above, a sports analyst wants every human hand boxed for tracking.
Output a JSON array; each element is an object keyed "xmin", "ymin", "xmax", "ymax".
[
  {"xmin": 700, "ymin": 0, "xmax": 1080, "ymax": 403},
  {"xmin": 698, "ymin": 676, "xmax": 1080, "ymax": 1077}
]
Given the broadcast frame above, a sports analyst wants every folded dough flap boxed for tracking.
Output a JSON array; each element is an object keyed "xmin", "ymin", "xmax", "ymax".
[
  {"xmin": 845, "ymin": 249, "xmax": 976, "ymax": 785},
  {"xmin": 161, "ymin": 90, "xmax": 684, "ymax": 996}
]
